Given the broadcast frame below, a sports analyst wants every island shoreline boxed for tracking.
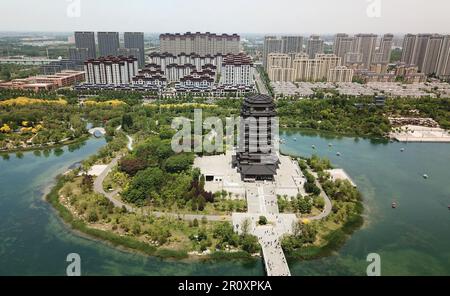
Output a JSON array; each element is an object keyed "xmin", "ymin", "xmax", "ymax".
[
  {"xmin": 0, "ymin": 134, "xmax": 91, "ymax": 155},
  {"xmin": 45, "ymin": 174, "xmax": 259, "ymax": 262}
]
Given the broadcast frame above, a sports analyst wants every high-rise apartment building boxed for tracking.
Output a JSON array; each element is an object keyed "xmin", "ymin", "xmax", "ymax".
[
  {"xmin": 334, "ymin": 33, "xmax": 354, "ymax": 62},
  {"xmin": 422, "ymin": 35, "xmax": 444, "ymax": 75},
  {"xmin": 148, "ymin": 52, "xmax": 225, "ymax": 74},
  {"xmin": 281, "ymin": 36, "xmax": 304, "ymax": 54},
  {"xmin": 266, "ymin": 53, "xmax": 349, "ymax": 82},
  {"xmin": 74, "ymin": 31, "xmax": 96, "ymax": 59},
  {"xmin": 68, "ymin": 48, "xmax": 89, "ymax": 65},
  {"xmin": 293, "ymin": 57, "xmax": 323, "ymax": 81},
  {"xmin": 377, "ymin": 34, "xmax": 394, "ymax": 63},
  {"xmin": 334, "ymin": 33, "xmax": 391, "ymax": 67},
  {"xmin": 401, "ymin": 34, "xmax": 417, "ymax": 65},
  {"xmin": 401, "ymin": 33, "xmax": 450, "ymax": 76},
  {"xmin": 118, "ymin": 48, "xmax": 142, "ymax": 63},
  {"xmin": 344, "ymin": 52, "xmax": 363, "ymax": 65},
  {"xmin": 353, "ymin": 34, "xmax": 377, "ymax": 68},
  {"xmin": 159, "ymin": 32, "xmax": 240, "ymax": 56},
  {"xmin": 315, "ymin": 54, "xmax": 342, "ymax": 79},
  {"xmin": 266, "ymin": 53, "xmax": 294, "ymax": 82},
  {"xmin": 124, "ymin": 32, "xmax": 145, "ymax": 68},
  {"xmin": 436, "ymin": 35, "xmax": 450, "ymax": 79},
  {"xmin": 84, "ymin": 56, "xmax": 138, "ymax": 85},
  {"xmin": 263, "ymin": 36, "xmax": 283, "ymax": 69},
  {"xmin": 267, "ymin": 53, "xmax": 292, "ymax": 69},
  {"xmin": 221, "ymin": 53, "xmax": 254, "ymax": 86},
  {"xmin": 98, "ymin": 32, "xmax": 120, "ymax": 57},
  {"xmin": 263, "ymin": 36, "xmax": 305, "ymax": 69},
  {"xmin": 411, "ymin": 34, "xmax": 432, "ymax": 71},
  {"xmin": 327, "ymin": 66, "xmax": 354, "ymax": 82},
  {"xmin": 306, "ymin": 35, "xmax": 324, "ymax": 58}
]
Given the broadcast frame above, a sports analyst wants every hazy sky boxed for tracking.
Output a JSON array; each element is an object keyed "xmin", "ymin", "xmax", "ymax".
[{"xmin": 1, "ymin": 0, "xmax": 450, "ymax": 34}]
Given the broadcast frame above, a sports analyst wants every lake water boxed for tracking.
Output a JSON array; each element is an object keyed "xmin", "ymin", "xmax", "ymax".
[
  {"xmin": 282, "ymin": 129, "xmax": 450, "ymax": 275},
  {"xmin": 0, "ymin": 131, "xmax": 449, "ymax": 275}
]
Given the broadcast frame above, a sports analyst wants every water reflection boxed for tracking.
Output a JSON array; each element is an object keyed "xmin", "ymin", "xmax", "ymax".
[
  {"xmin": 53, "ymin": 148, "xmax": 64, "ymax": 157},
  {"xmin": 68, "ymin": 141, "xmax": 86, "ymax": 152},
  {"xmin": 42, "ymin": 149, "xmax": 51, "ymax": 158}
]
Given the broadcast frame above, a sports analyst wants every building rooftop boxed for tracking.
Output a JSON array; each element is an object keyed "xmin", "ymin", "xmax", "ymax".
[
  {"xmin": 84, "ymin": 55, "xmax": 137, "ymax": 64},
  {"xmin": 160, "ymin": 32, "xmax": 240, "ymax": 40},
  {"xmin": 222, "ymin": 53, "xmax": 253, "ymax": 66}
]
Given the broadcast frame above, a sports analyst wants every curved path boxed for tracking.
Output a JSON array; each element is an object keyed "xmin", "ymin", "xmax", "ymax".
[
  {"xmin": 93, "ymin": 137, "xmax": 331, "ymax": 226},
  {"xmin": 91, "ymin": 144, "xmax": 334, "ymax": 277},
  {"xmin": 93, "ymin": 153, "xmax": 231, "ymax": 221},
  {"xmin": 94, "ymin": 158, "xmax": 331, "ymax": 223},
  {"xmin": 93, "ymin": 135, "xmax": 231, "ymax": 221},
  {"xmin": 126, "ymin": 135, "xmax": 133, "ymax": 151},
  {"xmin": 306, "ymin": 168, "xmax": 333, "ymax": 221}
]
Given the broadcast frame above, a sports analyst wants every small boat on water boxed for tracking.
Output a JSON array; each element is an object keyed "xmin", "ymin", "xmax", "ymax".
[
  {"xmin": 312, "ymin": 145, "xmax": 316, "ymax": 149},
  {"xmin": 423, "ymin": 174, "xmax": 429, "ymax": 179},
  {"xmin": 392, "ymin": 202, "xmax": 397, "ymax": 209},
  {"xmin": 336, "ymin": 152, "xmax": 341, "ymax": 156},
  {"xmin": 293, "ymin": 138, "xmax": 297, "ymax": 141},
  {"xmin": 400, "ymin": 148, "xmax": 405, "ymax": 152},
  {"xmin": 328, "ymin": 143, "xmax": 333, "ymax": 147}
]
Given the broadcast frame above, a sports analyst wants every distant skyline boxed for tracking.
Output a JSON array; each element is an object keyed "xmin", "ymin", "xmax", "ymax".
[{"xmin": 1, "ymin": 0, "xmax": 450, "ymax": 34}]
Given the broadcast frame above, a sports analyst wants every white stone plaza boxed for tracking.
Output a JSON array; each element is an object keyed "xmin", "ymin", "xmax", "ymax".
[
  {"xmin": 390, "ymin": 125, "xmax": 450, "ymax": 142},
  {"xmin": 194, "ymin": 151, "xmax": 307, "ymax": 276},
  {"xmin": 193, "ymin": 151, "xmax": 306, "ymax": 199}
]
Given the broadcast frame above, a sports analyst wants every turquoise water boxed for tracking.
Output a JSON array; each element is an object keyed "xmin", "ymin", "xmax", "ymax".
[
  {"xmin": 0, "ymin": 132, "xmax": 449, "ymax": 275},
  {"xmin": 281, "ymin": 129, "xmax": 450, "ymax": 276},
  {"xmin": 0, "ymin": 139, "xmax": 263, "ymax": 275}
]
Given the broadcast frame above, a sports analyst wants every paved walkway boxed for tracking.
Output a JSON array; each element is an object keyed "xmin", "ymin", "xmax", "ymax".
[
  {"xmin": 91, "ymin": 142, "xmax": 333, "ymax": 276},
  {"xmin": 306, "ymin": 167, "xmax": 332, "ymax": 221},
  {"xmin": 234, "ymin": 184, "xmax": 293, "ymax": 276},
  {"xmin": 126, "ymin": 135, "xmax": 133, "ymax": 151},
  {"xmin": 259, "ymin": 230, "xmax": 290, "ymax": 276},
  {"xmin": 93, "ymin": 135, "xmax": 231, "ymax": 222},
  {"xmin": 93, "ymin": 153, "xmax": 132, "ymax": 210},
  {"xmin": 234, "ymin": 174, "xmax": 333, "ymax": 276}
]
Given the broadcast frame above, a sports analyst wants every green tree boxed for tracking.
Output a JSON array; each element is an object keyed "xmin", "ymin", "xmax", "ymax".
[
  {"xmin": 240, "ymin": 234, "xmax": 260, "ymax": 254},
  {"xmin": 258, "ymin": 216, "xmax": 268, "ymax": 225},
  {"xmin": 122, "ymin": 167, "xmax": 164, "ymax": 204},
  {"xmin": 297, "ymin": 197, "xmax": 312, "ymax": 214},
  {"xmin": 164, "ymin": 153, "xmax": 194, "ymax": 173},
  {"xmin": 122, "ymin": 114, "xmax": 133, "ymax": 130},
  {"xmin": 81, "ymin": 174, "xmax": 94, "ymax": 193}
]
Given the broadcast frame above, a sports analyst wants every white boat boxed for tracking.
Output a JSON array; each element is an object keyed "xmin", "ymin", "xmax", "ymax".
[
  {"xmin": 423, "ymin": 174, "xmax": 429, "ymax": 179},
  {"xmin": 400, "ymin": 148, "xmax": 405, "ymax": 152},
  {"xmin": 336, "ymin": 152, "xmax": 341, "ymax": 156}
]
